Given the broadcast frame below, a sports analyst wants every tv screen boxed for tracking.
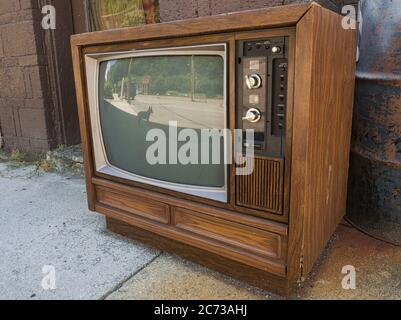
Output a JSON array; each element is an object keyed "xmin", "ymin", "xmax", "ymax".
[{"xmin": 89, "ymin": 45, "xmax": 227, "ymax": 201}]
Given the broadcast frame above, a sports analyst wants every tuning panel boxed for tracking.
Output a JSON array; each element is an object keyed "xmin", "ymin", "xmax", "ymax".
[
  {"xmin": 237, "ymin": 37, "xmax": 289, "ymax": 158},
  {"xmin": 272, "ymin": 59, "xmax": 288, "ymax": 136}
]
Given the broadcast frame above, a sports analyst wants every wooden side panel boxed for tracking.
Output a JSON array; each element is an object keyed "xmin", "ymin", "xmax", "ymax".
[
  {"xmin": 71, "ymin": 44, "xmax": 97, "ymax": 210},
  {"xmin": 236, "ymin": 156, "xmax": 284, "ymax": 214},
  {"xmin": 172, "ymin": 207, "xmax": 285, "ymax": 260},
  {"xmin": 289, "ymin": 5, "xmax": 357, "ymax": 283},
  {"xmin": 97, "ymin": 186, "xmax": 170, "ymax": 224}
]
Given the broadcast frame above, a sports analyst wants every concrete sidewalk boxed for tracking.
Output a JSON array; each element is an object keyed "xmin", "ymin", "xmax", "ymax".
[
  {"xmin": 0, "ymin": 161, "xmax": 159, "ymax": 300},
  {"xmin": 106, "ymin": 226, "xmax": 401, "ymax": 300},
  {"xmin": 1, "ymin": 160, "xmax": 400, "ymax": 300}
]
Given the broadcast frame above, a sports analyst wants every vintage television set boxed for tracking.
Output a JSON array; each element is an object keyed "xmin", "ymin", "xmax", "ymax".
[{"xmin": 72, "ymin": 2, "xmax": 357, "ymax": 295}]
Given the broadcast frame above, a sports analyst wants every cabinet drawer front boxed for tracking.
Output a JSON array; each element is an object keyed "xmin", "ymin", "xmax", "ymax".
[
  {"xmin": 172, "ymin": 207, "xmax": 285, "ymax": 260},
  {"xmin": 97, "ymin": 187, "xmax": 170, "ymax": 224}
]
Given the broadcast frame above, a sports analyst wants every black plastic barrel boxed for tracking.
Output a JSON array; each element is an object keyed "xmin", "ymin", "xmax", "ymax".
[{"xmin": 348, "ymin": 0, "xmax": 401, "ymax": 244}]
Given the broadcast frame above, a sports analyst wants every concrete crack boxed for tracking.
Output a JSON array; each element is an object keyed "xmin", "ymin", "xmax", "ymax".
[{"xmin": 99, "ymin": 252, "xmax": 163, "ymax": 300}]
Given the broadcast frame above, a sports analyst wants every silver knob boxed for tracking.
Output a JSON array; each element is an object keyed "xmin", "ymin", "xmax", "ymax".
[
  {"xmin": 242, "ymin": 108, "xmax": 262, "ymax": 123},
  {"xmin": 245, "ymin": 74, "xmax": 262, "ymax": 89},
  {"xmin": 272, "ymin": 46, "xmax": 281, "ymax": 53}
]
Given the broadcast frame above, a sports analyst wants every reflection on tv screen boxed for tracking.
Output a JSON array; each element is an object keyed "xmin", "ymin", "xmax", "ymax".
[{"xmin": 97, "ymin": 55, "xmax": 226, "ymax": 188}]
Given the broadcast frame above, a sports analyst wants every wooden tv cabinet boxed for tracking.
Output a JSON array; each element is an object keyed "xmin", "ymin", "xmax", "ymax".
[{"xmin": 71, "ymin": 2, "xmax": 357, "ymax": 296}]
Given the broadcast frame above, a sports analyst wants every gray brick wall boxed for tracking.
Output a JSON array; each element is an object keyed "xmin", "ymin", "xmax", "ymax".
[{"xmin": 0, "ymin": 0, "xmax": 56, "ymax": 153}]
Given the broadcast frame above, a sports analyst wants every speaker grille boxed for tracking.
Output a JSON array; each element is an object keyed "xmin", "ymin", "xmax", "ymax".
[{"xmin": 236, "ymin": 157, "xmax": 284, "ymax": 214}]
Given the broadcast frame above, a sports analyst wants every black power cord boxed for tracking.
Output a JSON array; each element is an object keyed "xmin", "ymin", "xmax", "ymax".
[{"xmin": 344, "ymin": 216, "xmax": 401, "ymax": 248}]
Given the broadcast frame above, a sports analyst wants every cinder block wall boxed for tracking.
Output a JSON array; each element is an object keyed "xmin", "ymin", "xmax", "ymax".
[{"xmin": 0, "ymin": 0, "xmax": 57, "ymax": 152}]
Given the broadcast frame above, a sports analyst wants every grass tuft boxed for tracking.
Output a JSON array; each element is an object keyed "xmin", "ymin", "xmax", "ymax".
[
  {"xmin": 9, "ymin": 149, "xmax": 24, "ymax": 162},
  {"xmin": 35, "ymin": 159, "xmax": 56, "ymax": 173}
]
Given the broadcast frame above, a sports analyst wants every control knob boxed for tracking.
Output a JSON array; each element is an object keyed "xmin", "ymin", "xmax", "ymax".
[
  {"xmin": 245, "ymin": 74, "xmax": 262, "ymax": 89},
  {"xmin": 242, "ymin": 108, "xmax": 262, "ymax": 123},
  {"xmin": 272, "ymin": 46, "xmax": 281, "ymax": 53}
]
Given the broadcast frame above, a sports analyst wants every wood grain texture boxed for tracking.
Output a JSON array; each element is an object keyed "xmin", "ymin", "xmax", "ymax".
[
  {"xmin": 97, "ymin": 186, "xmax": 170, "ymax": 224},
  {"xmin": 71, "ymin": 44, "xmax": 96, "ymax": 210},
  {"xmin": 106, "ymin": 217, "xmax": 291, "ymax": 296},
  {"xmin": 172, "ymin": 207, "xmax": 286, "ymax": 260},
  {"xmin": 71, "ymin": 3, "xmax": 310, "ymax": 46},
  {"xmin": 97, "ymin": 202, "xmax": 287, "ymax": 276},
  {"xmin": 288, "ymin": 5, "xmax": 357, "ymax": 284},
  {"xmin": 93, "ymin": 179, "xmax": 288, "ymax": 234},
  {"xmin": 82, "ymin": 33, "xmax": 232, "ymax": 54}
]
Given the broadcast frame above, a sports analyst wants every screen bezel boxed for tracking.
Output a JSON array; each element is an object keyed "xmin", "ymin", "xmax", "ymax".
[{"xmin": 85, "ymin": 44, "xmax": 228, "ymax": 203}]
